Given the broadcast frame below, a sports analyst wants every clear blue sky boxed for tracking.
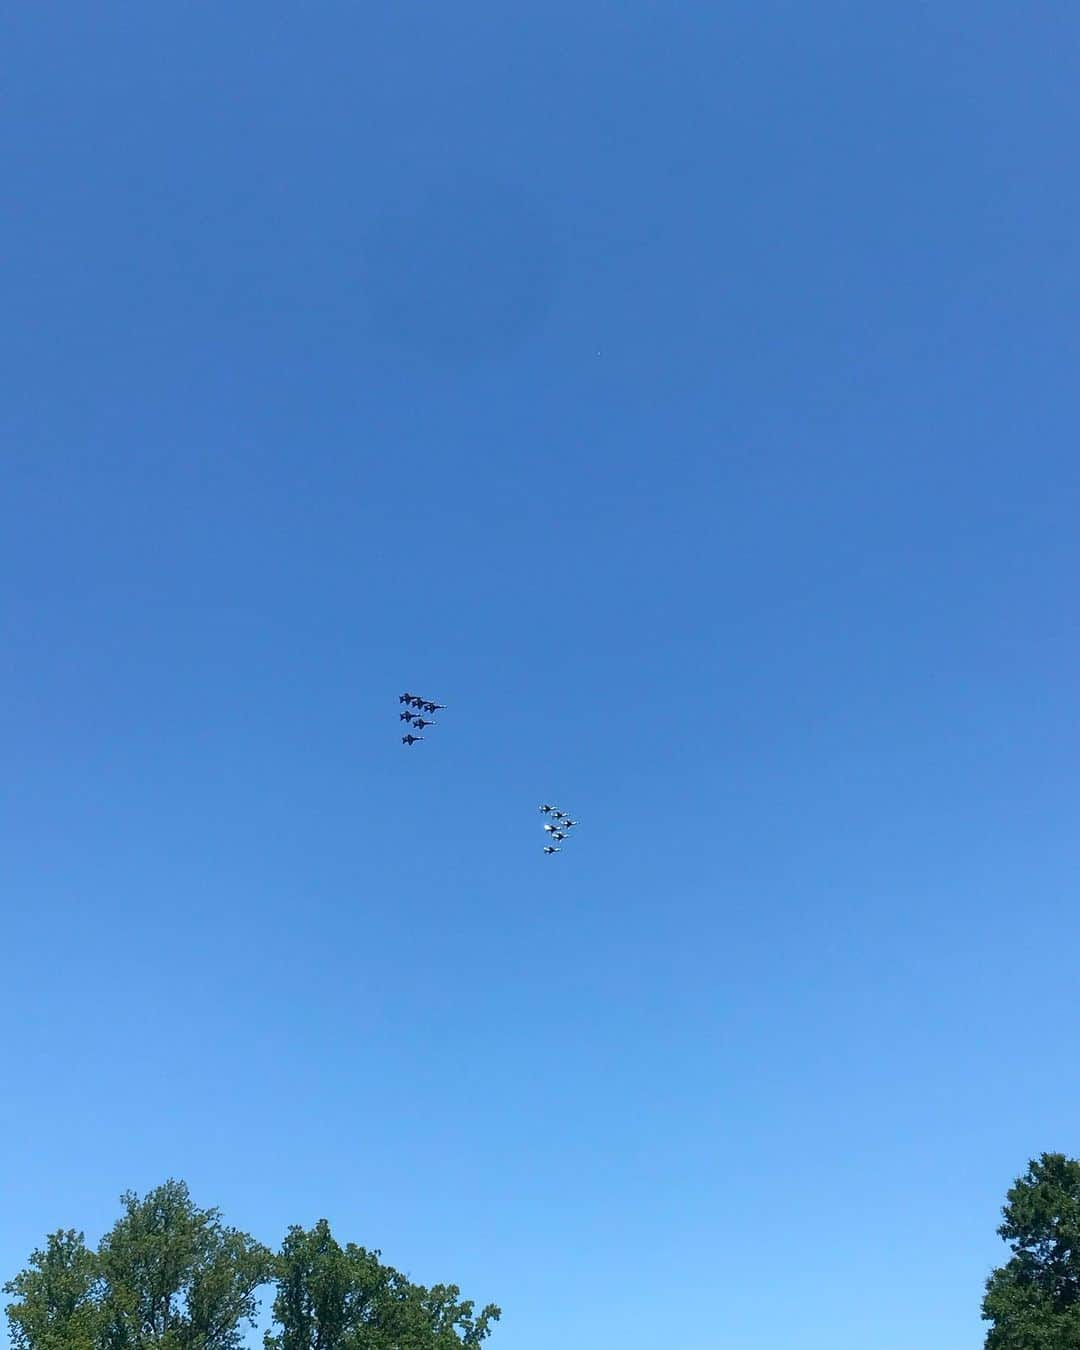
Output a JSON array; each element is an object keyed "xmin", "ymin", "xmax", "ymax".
[{"xmin": 2, "ymin": 4, "xmax": 1078, "ymax": 1347}]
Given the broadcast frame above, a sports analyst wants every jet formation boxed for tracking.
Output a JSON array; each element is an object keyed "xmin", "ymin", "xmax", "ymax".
[
  {"xmin": 398, "ymin": 697, "xmax": 582, "ymax": 858},
  {"xmin": 539, "ymin": 804, "xmax": 579, "ymax": 855},
  {"xmin": 399, "ymin": 692, "xmax": 446, "ymax": 746}
]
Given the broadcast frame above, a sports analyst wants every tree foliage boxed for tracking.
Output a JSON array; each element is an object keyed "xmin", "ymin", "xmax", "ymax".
[
  {"xmin": 95, "ymin": 1180, "xmax": 272, "ymax": 1350},
  {"xmin": 265, "ymin": 1220, "xmax": 499, "ymax": 1350},
  {"xmin": 983, "ymin": 1153, "xmax": 1080, "ymax": 1349},
  {"xmin": 6, "ymin": 1184, "xmax": 499, "ymax": 1350},
  {"xmin": 5, "ymin": 1230, "xmax": 103, "ymax": 1350}
]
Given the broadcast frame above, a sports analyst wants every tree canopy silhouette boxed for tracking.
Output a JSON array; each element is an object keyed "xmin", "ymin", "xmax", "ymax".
[
  {"xmin": 5, "ymin": 1182, "xmax": 499, "ymax": 1350},
  {"xmin": 983, "ymin": 1153, "xmax": 1080, "ymax": 1349}
]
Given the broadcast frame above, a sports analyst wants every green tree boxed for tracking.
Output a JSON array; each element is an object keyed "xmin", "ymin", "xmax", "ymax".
[
  {"xmin": 983, "ymin": 1152, "xmax": 1080, "ymax": 1349},
  {"xmin": 5, "ymin": 1182, "xmax": 272, "ymax": 1350},
  {"xmin": 4, "ymin": 1230, "xmax": 104, "ymax": 1350},
  {"xmin": 7, "ymin": 1186, "xmax": 497, "ymax": 1350},
  {"xmin": 96, "ymin": 1179, "xmax": 272, "ymax": 1350},
  {"xmin": 265, "ymin": 1220, "xmax": 499, "ymax": 1350}
]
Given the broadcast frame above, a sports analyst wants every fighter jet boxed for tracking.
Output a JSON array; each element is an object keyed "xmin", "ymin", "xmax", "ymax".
[
  {"xmin": 550, "ymin": 810, "xmax": 567, "ymax": 821},
  {"xmin": 400, "ymin": 710, "xmax": 416, "ymax": 723},
  {"xmin": 412, "ymin": 717, "xmax": 436, "ymax": 730},
  {"xmin": 401, "ymin": 734, "xmax": 424, "ymax": 746},
  {"xmin": 543, "ymin": 845, "xmax": 560, "ymax": 854},
  {"xmin": 562, "ymin": 818, "xmax": 578, "ymax": 828},
  {"xmin": 550, "ymin": 830, "xmax": 567, "ymax": 842},
  {"xmin": 539, "ymin": 804, "xmax": 554, "ymax": 814},
  {"xmin": 399, "ymin": 692, "xmax": 416, "ymax": 705},
  {"xmin": 421, "ymin": 701, "xmax": 446, "ymax": 714}
]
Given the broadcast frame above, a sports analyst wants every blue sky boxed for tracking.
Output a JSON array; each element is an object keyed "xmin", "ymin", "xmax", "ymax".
[{"xmin": 2, "ymin": 3, "xmax": 1078, "ymax": 1347}]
